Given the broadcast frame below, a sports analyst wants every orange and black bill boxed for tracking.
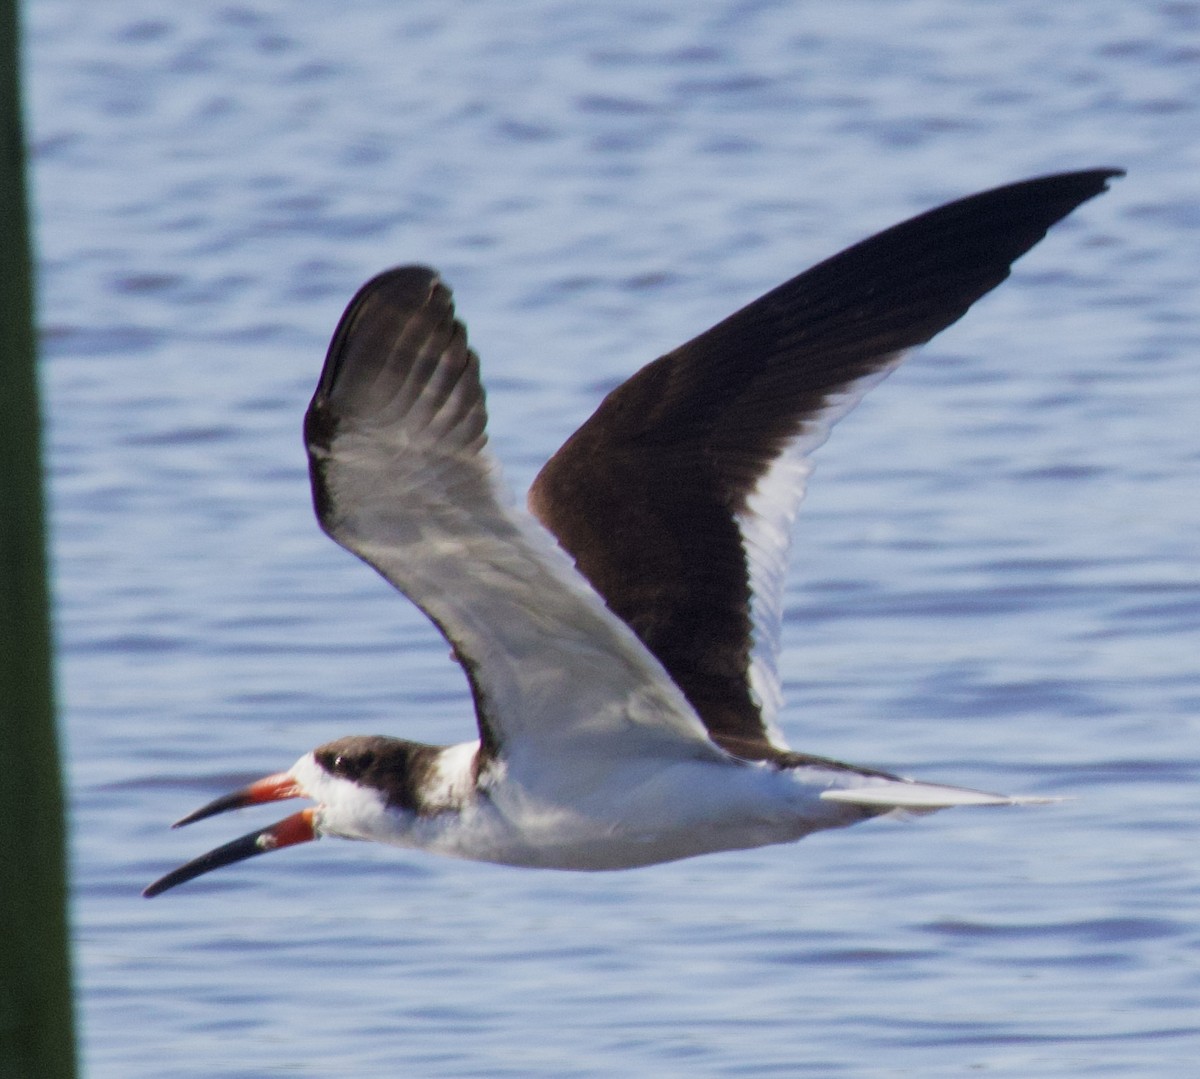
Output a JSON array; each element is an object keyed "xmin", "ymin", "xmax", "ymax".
[{"xmin": 143, "ymin": 772, "xmax": 314, "ymax": 897}]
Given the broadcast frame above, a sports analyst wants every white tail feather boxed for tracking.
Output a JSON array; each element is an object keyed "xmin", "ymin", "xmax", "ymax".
[{"xmin": 820, "ymin": 782, "xmax": 1063, "ymax": 810}]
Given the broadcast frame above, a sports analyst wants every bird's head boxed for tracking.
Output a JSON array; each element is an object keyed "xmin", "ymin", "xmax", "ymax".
[{"xmin": 143, "ymin": 735, "xmax": 436, "ymax": 897}]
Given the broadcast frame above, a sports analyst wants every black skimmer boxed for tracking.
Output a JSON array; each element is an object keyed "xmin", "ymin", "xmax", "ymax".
[{"xmin": 144, "ymin": 169, "xmax": 1121, "ymax": 897}]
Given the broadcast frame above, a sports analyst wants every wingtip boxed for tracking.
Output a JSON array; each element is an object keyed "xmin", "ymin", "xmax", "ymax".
[
  {"xmin": 1076, "ymin": 166, "xmax": 1125, "ymax": 194},
  {"xmin": 1036, "ymin": 166, "xmax": 1125, "ymax": 209}
]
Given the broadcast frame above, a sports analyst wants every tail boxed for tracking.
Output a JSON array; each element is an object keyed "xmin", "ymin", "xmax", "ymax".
[{"xmin": 820, "ymin": 778, "xmax": 1061, "ymax": 811}]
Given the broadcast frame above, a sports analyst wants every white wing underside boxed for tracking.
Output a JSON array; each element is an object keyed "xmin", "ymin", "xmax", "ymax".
[
  {"xmin": 315, "ymin": 421, "xmax": 726, "ymax": 792},
  {"xmin": 739, "ymin": 351, "xmax": 909, "ymax": 749}
]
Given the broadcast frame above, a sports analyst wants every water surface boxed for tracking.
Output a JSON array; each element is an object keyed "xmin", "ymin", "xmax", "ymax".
[{"xmin": 28, "ymin": 2, "xmax": 1200, "ymax": 1076}]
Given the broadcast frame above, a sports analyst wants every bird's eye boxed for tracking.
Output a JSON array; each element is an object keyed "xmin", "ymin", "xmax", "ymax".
[{"xmin": 330, "ymin": 751, "xmax": 372, "ymax": 779}]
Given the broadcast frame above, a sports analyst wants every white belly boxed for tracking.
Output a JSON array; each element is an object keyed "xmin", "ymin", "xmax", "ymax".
[{"xmin": 401, "ymin": 757, "xmax": 872, "ymax": 870}]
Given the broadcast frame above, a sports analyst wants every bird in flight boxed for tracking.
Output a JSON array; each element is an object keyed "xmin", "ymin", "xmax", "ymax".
[{"xmin": 145, "ymin": 169, "xmax": 1121, "ymax": 897}]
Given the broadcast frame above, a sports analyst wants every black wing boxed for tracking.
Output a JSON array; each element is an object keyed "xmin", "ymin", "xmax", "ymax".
[{"xmin": 529, "ymin": 169, "xmax": 1122, "ymax": 762}]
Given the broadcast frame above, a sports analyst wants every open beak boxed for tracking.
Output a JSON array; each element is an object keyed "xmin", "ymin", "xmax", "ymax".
[{"xmin": 143, "ymin": 772, "xmax": 316, "ymax": 897}]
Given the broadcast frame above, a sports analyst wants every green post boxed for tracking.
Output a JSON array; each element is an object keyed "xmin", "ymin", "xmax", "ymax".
[{"xmin": 0, "ymin": 2, "xmax": 79, "ymax": 1077}]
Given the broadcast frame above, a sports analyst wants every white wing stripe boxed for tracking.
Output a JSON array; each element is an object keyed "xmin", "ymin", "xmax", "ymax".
[{"xmin": 738, "ymin": 352, "xmax": 909, "ymax": 746}]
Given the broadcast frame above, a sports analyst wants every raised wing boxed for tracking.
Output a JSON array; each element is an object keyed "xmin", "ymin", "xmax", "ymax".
[
  {"xmin": 305, "ymin": 268, "xmax": 725, "ymax": 790},
  {"xmin": 529, "ymin": 169, "xmax": 1122, "ymax": 762}
]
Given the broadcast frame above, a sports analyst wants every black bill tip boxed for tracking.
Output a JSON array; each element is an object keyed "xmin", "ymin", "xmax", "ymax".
[{"xmin": 144, "ymin": 808, "xmax": 316, "ymax": 897}]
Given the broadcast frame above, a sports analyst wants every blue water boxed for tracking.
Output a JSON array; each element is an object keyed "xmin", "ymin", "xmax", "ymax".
[{"xmin": 28, "ymin": 1, "xmax": 1200, "ymax": 1075}]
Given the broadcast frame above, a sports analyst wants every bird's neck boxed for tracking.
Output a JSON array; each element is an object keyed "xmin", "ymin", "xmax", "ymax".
[{"xmin": 419, "ymin": 740, "xmax": 483, "ymax": 811}]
